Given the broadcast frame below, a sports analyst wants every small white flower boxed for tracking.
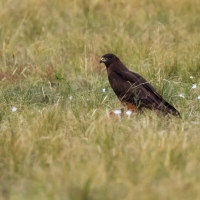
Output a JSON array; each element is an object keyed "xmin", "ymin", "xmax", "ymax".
[
  {"xmin": 12, "ymin": 106, "xmax": 17, "ymax": 112},
  {"xmin": 190, "ymin": 76, "xmax": 194, "ymax": 79},
  {"xmin": 69, "ymin": 95, "xmax": 73, "ymax": 100},
  {"xmin": 126, "ymin": 110, "xmax": 132, "ymax": 116},
  {"xmin": 191, "ymin": 121, "xmax": 199, "ymax": 125},
  {"xmin": 102, "ymin": 88, "xmax": 106, "ymax": 93},
  {"xmin": 113, "ymin": 110, "xmax": 122, "ymax": 115},
  {"xmin": 197, "ymin": 95, "xmax": 200, "ymax": 100},
  {"xmin": 179, "ymin": 94, "xmax": 185, "ymax": 98},
  {"xmin": 192, "ymin": 84, "xmax": 197, "ymax": 89}
]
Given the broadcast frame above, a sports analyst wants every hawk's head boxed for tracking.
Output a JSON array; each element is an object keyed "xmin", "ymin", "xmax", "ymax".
[{"xmin": 100, "ymin": 53, "xmax": 119, "ymax": 67}]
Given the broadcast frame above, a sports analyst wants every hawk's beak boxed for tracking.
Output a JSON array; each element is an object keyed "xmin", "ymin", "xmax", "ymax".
[{"xmin": 100, "ymin": 57, "xmax": 106, "ymax": 63}]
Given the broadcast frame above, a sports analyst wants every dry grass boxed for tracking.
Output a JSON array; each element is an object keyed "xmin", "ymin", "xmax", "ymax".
[{"xmin": 0, "ymin": 0, "xmax": 200, "ymax": 199}]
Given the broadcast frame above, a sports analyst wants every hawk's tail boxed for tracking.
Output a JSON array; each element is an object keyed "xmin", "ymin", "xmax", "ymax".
[{"xmin": 159, "ymin": 101, "xmax": 182, "ymax": 118}]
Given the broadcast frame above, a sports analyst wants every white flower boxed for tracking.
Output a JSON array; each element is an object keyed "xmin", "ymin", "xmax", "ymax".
[
  {"xmin": 12, "ymin": 107, "xmax": 17, "ymax": 112},
  {"xmin": 179, "ymin": 94, "xmax": 185, "ymax": 98},
  {"xmin": 69, "ymin": 95, "xmax": 73, "ymax": 100},
  {"xmin": 102, "ymin": 88, "xmax": 106, "ymax": 93},
  {"xmin": 192, "ymin": 84, "xmax": 197, "ymax": 89},
  {"xmin": 126, "ymin": 110, "xmax": 132, "ymax": 116},
  {"xmin": 191, "ymin": 121, "xmax": 199, "ymax": 125},
  {"xmin": 113, "ymin": 110, "xmax": 121, "ymax": 115},
  {"xmin": 190, "ymin": 76, "xmax": 194, "ymax": 79},
  {"xmin": 197, "ymin": 95, "xmax": 200, "ymax": 100}
]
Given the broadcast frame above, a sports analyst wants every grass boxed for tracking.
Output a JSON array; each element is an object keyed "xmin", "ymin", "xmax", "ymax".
[{"xmin": 0, "ymin": 0, "xmax": 200, "ymax": 199}]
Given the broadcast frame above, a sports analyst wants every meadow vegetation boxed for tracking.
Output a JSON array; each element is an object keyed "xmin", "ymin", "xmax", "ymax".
[{"xmin": 0, "ymin": 0, "xmax": 200, "ymax": 199}]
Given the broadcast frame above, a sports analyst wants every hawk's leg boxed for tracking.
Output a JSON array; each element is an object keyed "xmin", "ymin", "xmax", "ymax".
[{"xmin": 126, "ymin": 102, "xmax": 137, "ymax": 112}]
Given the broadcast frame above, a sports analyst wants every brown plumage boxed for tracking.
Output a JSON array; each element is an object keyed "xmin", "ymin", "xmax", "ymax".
[{"xmin": 100, "ymin": 53, "xmax": 181, "ymax": 118}]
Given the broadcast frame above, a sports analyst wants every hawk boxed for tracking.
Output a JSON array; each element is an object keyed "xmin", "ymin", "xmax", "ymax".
[{"xmin": 100, "ymin": 53, "xmax": 181, "ymax": 118}]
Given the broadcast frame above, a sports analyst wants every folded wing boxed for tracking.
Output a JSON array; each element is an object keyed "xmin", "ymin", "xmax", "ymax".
[{"xmin": 109, "ymin": 70, "xmax": 181, "ymax": 117}]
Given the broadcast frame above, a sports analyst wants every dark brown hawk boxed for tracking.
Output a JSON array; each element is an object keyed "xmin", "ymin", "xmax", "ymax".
[{"xmin": 100, "ymin": 53, "xmax": 181, "ymax": 118}]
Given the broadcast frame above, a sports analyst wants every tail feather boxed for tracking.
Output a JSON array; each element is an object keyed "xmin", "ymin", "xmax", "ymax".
[{"xmin": 158, "ymin": 101, "xmax": 182, "ymax": 118}]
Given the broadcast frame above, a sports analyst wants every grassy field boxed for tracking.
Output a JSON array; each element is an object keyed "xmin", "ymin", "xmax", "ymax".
[{"xmin": 0, "ymin": 0, "xmax": 200, "ymax": 199}]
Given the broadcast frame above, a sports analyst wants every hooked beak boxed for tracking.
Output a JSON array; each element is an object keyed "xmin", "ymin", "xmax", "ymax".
[{"xmin": 100, "ymin": 57, "xmax": 106, "ymax": 63}]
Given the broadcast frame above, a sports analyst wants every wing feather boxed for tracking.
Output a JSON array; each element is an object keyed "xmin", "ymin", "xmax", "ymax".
[{"xmin": 111, "ymin": 70, "xmax": 163, "ymax": 108}]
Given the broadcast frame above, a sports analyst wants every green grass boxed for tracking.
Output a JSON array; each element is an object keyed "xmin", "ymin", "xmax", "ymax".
[{"xmin": 0, "ymin": 0, "xmax": 200, "ymax": 199}]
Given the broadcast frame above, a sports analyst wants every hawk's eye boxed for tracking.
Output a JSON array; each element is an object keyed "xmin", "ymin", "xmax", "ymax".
[{"xmin": 107, "ymin": 56, "xmax": 112, "ymax": 60}]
